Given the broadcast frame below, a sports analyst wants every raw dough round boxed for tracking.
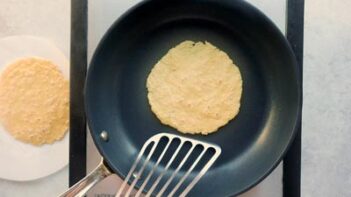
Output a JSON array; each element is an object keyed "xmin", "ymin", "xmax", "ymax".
[
  {"xmin": 147, "ymin": 41, "xmax": 242, "ymax": 135},
  {"xmin": 0, "ymin": 57, "xmax": 69, "ymax": 145}
]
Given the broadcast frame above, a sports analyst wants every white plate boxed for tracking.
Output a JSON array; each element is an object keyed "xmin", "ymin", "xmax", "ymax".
[{"xmin": 0, "ymin": 35, "xmax": 69, "ymax": 181}]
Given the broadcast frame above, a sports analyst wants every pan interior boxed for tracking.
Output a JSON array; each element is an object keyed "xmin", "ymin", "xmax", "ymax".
[{"xmin": 86, "ymin": 1, "xmax": 299, "ymax": 196}]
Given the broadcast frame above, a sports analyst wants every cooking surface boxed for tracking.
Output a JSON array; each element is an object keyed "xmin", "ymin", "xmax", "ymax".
[
  {"xmin": 0, "ymin": 0, "xmax": 351, "ymax": 197},
  {"xmin": 86, "ymin": 1, "xmax": 287, "ymax": 196}
]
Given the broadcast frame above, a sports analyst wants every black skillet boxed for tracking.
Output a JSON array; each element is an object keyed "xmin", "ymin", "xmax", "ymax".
[{"xmin": 61, "ymin": 0, "xmax": 300, "ymax": 196}]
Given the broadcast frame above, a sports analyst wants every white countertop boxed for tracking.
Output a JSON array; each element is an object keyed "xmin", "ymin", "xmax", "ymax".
[
  {"xmin": 302, "ymin": 1, "xmax": 351, "ymax": 196},
  {"xmin": 0, "ymin": 0, "xmax": 351, "ymax": 196}
]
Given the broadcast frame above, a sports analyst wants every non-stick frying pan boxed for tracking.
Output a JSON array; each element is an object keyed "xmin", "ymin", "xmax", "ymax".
[{"xmin": 63, "ymin": 0, "xmax": 301, "ymax": 196}]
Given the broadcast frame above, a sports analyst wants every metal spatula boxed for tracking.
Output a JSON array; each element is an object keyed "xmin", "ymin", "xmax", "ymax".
[{"xmin": 116, "ymin": 133, "xmax": 221, "ymax": 197}]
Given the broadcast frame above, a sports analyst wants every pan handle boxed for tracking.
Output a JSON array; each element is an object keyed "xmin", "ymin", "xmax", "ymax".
[{"xmin": 59, "ymin": 159, "xmax": 112, "ymax": 197}]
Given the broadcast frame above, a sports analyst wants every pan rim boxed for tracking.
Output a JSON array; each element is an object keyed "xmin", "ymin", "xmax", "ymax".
[{"xmin": 85, "ymin": 0, "xmax": 302, "ymax": 196}]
